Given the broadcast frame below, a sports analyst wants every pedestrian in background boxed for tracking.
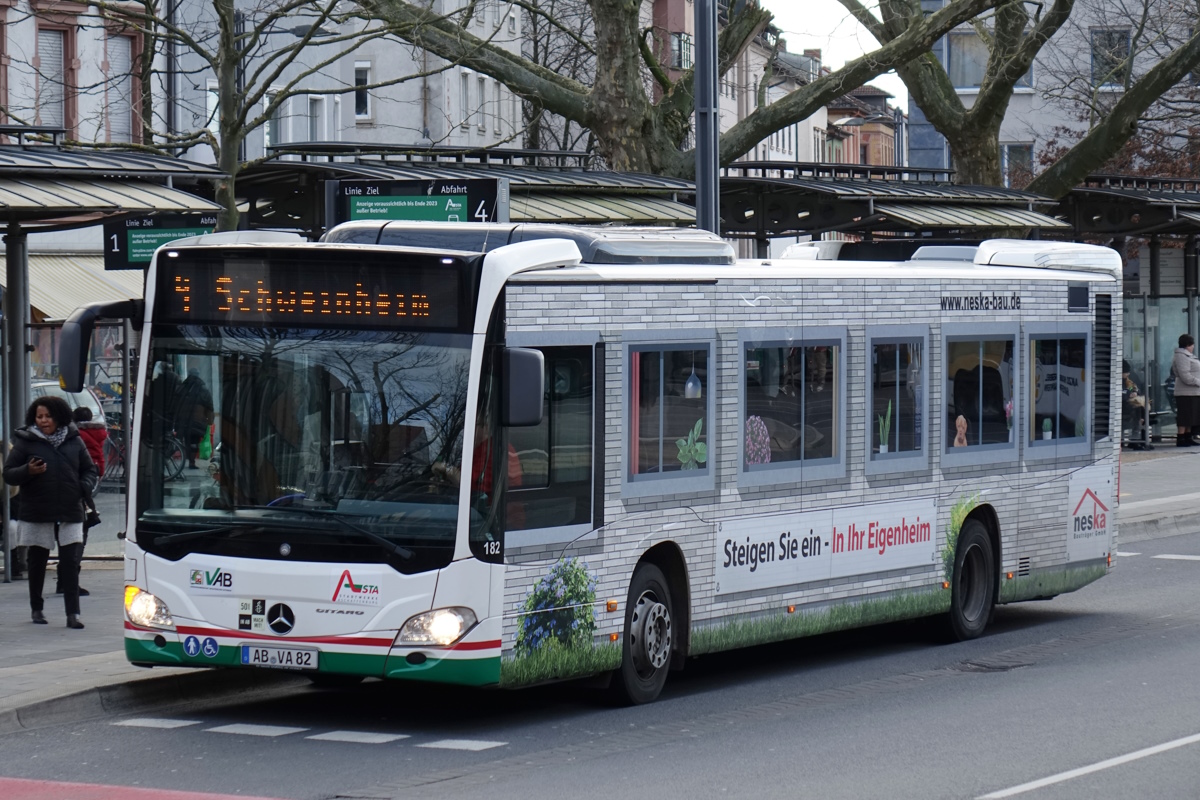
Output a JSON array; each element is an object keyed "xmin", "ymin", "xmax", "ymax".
[
  {"xmin": 1171, "ymin": 334, "xmax": 1200, "ymax": 447},
  {"xmin": 2, "ymin": 396, "xmax": 98, "ymax": 628},
  {"xmin": 64, "ymin": 406, "xmax": 106, "ymax": 597},
  {"xmin": 175, "ymin": 368, "xmax": 214, "ymax": 469}
]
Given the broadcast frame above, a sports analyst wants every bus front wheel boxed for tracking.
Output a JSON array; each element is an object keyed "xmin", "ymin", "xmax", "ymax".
[
  {"xmin": 611, "ymin": 563, "xmax": 674, "ymax": 705},
  {"xmin": 947, "ymin": 518, "xmax": 996, "ymax": 641}
]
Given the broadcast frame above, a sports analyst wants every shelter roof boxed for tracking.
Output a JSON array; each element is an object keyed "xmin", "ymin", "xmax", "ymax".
[
  {"xmin": 720, "ymin": 161, "xmax": 1063, "ymax": 239},
  {"xmin": 0, "ymin": 126, "xmax": 220, "ymax": 230},
  {"xmin": 1060, "ymin": 175, "xmax": 1200, "ymax": 236},
  {"xmin": 237, "ymin": 144, "xmax": 695, "ymax": 235}
]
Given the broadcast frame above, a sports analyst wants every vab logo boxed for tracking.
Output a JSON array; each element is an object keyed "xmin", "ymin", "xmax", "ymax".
[
  {"xmin": 332, "ymin": 570, "xmax": 380, "ymax": 605},
  {"xmin": 190, "ymin": 567, "xmax": 233, "ymax": 591},
  {"xmin": 1072, "ymin": 488, "xmax": 1109, "ymax": 535}
]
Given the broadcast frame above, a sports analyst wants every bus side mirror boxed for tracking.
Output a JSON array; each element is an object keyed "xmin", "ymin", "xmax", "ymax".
[
  {"xmin": 502, "ymin": 347, "xmax": 544, "ymax": 427},
  {"xmin": 59, "ymin": 299, "xmax": 143, "ymax": 392}
]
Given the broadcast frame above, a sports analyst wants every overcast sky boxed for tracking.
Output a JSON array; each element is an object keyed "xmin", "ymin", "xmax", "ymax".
[{"xmin": 764, "ymin": 0, "xmax": 910, "ymax": 108}]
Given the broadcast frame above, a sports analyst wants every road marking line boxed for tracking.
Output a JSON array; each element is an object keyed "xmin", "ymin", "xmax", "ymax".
[
  {"xmin": 418, "ymin": 739, "xmax": 507, "ymax": 751},
  {"xmin": 1152, "ymin": 554, "xmax": 1200, "ymax": 561},
  {"xmin": 306, "ymin": 731, "xmax": 410, "ymax": 744},
  {"xmin": 112, "ymin": 718, "xmax": 202, "ymax": 729},
  {"xmin": 1115, "ymin": 552, "xmax": 1140, "ymax": 557},
  {"xmin": 205, "ymin": 723, "xmax": 308, "ymax": 737},
  {"xmin": 977, "ymin": 731, "xmax": 1200, "ymax": 798},
  {"xmin": 1119, "ymin": 491, "xmax": 1200, "ymax": 512}
]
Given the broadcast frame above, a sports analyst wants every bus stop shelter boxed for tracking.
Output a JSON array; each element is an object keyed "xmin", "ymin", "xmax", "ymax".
[
  {"xmin": 718, "ymin": 162, "xmax": 1069, "ymax": 256},
  {"xmin": 0, "ymin": 125, "xmax": 219, "ymax": 580},
  {"xmin": 236, "ymin": 144, "xmax": 698, "ymax": 238}
]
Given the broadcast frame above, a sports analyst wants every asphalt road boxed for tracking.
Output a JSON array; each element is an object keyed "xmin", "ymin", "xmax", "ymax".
[{"xmin": 3, "ymin": 526, "xmax": 1199, "ymax": 800}]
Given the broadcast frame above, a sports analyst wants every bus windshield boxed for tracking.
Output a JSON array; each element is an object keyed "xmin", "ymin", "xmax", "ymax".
[{"xmin": 135, "ymin": 325, "xmax": 472, "ymax": 574}]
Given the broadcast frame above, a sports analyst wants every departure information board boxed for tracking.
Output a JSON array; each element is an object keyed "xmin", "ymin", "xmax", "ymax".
[
  {"xmin": 325, "ymin": 178, "xmax": 508, "ymax": 227},
  {"xmin": 104, "ymin": 214, "xmax": 218, "ymax": 270}
]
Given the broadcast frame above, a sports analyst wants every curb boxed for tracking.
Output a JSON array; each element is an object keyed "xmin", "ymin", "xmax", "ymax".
[
  {"xmin": 0, "ymin": 667, "xmax": 307, "ymax": 735},
  {"xmin": 1120, "ymin": 512, "xmax": 1200, "ymax": 544}
]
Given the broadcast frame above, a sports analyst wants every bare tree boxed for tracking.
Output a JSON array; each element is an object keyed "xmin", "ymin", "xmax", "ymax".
[
  {"xmin": 356, "ymin": 0, "xmax": 1004, "ymax": 177},
  {"xmin": 1026, "ymin": 0, "xmax": 1200, "ymax": 194},
  {"xmin": 838, "ymin": 0, "xmax": 1200, "ymax": 191},
  {"xmin": 2, "ymin": 0, "xmax": 448, "ymax": 229}
]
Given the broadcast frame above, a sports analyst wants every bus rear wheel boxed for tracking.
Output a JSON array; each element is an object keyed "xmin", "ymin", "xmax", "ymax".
[
  {"xmin": 947, "ymin": 518, "xmax": 996, "ymax": 641},
  {"xmin": 611, "ymin": 563, "xmax": 674, "ymax": 705}
]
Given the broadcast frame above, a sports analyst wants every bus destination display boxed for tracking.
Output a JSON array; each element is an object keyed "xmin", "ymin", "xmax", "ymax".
[{"xmin": 160, "ymin": 255, "xmax": 461, "ymax": 328}]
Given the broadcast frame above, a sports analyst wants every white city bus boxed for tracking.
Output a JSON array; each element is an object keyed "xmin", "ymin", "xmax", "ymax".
[{"xmin": 61, "ymin": 225, "xmax": 1121, "ymax": 703}]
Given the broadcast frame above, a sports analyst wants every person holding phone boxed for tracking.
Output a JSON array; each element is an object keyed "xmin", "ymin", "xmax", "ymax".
[{"xmin": 2, "ymin": 396, "xmax": 98, "ymax": 628}]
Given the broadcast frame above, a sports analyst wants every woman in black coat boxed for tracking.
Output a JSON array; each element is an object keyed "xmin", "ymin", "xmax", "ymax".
[{"xmin": 3, "ymin": 396, "xmax": 98, "ymax": 628}]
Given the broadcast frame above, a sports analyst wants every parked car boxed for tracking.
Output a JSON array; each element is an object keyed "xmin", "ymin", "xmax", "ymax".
[{"xmin": 30, "ymin": 378, "xmax": 106, "ymax": 420}]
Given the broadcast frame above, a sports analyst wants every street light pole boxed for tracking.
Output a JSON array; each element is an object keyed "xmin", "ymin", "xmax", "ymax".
[{"xmin": 694, "ymin": 0, "xmax": 719, "ymax": 234}]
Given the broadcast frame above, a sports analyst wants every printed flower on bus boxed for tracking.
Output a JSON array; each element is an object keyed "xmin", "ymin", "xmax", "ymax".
[
  {"xmin": 744, "ymin": 415, "xmax": 771, "ymax": 467},
  {"xmin": 515, "ymin": 558, "xmax": 597, "ymax": 656}
]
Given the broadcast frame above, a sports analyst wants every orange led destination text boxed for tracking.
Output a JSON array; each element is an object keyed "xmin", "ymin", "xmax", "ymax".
[{"xmin": 177, "ymin": 276, "xmax": 431, "ymax": 317}]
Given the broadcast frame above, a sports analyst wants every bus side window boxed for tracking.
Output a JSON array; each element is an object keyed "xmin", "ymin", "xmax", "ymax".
[{"xmin": 507, "ymin": 345, "xmax": 594, "ymax": 532}]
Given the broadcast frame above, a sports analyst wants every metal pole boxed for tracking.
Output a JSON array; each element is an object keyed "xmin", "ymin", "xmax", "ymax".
[
  {"xmin": 694, "ymin": 0, "xmax": 719, "ymax": 234},
  {"xmin": 1, "ymin": 305, "xmax": 8, "ymax": 583},
  {"xmin": 122, "ymin": 318, "xmax": 133, "ymax": 510},
  {"xmin": 5, "ymin": 223, "xmax": 29, "ymax": 444}
]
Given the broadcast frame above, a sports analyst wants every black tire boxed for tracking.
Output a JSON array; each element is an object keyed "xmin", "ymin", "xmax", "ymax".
[
  {"xmin": 610, "ymin": 563, "xmax": 674, "ymax": 705},
  {"xmin": 947, "ymin": 518, "xmax": 996, "ymax": 641}
]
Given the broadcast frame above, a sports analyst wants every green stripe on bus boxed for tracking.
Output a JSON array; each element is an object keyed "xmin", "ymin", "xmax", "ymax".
[{"xmin": 384, "ymin": 654, "xmax": 500, "ymax": 686}]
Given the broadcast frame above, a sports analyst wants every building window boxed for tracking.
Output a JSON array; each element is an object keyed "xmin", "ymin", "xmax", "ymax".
[
  {"xmin": 946, "ymin": 336, "xmax": 1016, "ymax": 450},
  {"xmin": 1001, "ymin": 143, "xmax": 1034, "ymax": 188},
  {"xmin": 106, "ymin": 35, "xmax": 133, "ymax": 142},
  {"xmin": 1029, "ymin": 336, "xmax": 1088, "ymax": 444},
  {"xmin": 507, "ymin": 345, "xmax": 594, "ymax": 534},
  {"xmin": 308, "ymin": 95, "xmax": 324, "ymax": 140},
  {"xmin": 1091, "ymin": 28, "xmax": 1131, "ymax": 86},
  {"xmin": 493, "ymin": 81, "xmax": 502, "ymax": 134},
  {"xmin": 670, "ymin": 32, "xmax": 693, "ymax": 70},
  {"xmin": 36, "ymin": 28, "xmax": 67, "ymax": 128},
  {"xmin": 354, "ymin": 62, "xmax": 371, "ymax": 120},
  {"xmin": 477, "ymin": 75, "xmax": 486, "ymax": 131},
  {"xmin": 205, "ymin": 80, "xmax": 219, "ymax": 137},
  {"xmin": 263, "ymin": 92, "xmax": 284, "ymax": 150},
  {"xmin": 460, "ymin": 70, "xmax": 470, "ymax": 127},
  {"xmin": 509, "ymin": 8, "xmax": 517, "ymax": 33},
  {"xmin": 948, "ymin": 31, "xmax": 1032, "ymax": 89}
]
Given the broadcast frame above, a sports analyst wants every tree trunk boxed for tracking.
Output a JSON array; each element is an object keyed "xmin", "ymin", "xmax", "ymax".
[{"xmin": 946, "ymin": 126, "xmax": 1003, "ymax": 186}]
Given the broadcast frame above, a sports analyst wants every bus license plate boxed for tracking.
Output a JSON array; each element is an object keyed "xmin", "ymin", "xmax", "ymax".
[{"xmin": 240, "ymin": 645, "xmax": 318, "ymax": 670}]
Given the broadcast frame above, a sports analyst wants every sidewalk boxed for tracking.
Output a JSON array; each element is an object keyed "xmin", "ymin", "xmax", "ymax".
[{"xmin": 0, "ymin": 446, "xmax": 1196, "ymax": 732}]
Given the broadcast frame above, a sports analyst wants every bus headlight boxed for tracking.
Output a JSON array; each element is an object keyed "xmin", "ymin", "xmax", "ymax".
[
  {"xmin": 125, "ymin": 586, "xmax": 175, "ymax": 630},
  {"xmin": 396, "ymin": 607, "xmax": 477, "ymax": 646}
]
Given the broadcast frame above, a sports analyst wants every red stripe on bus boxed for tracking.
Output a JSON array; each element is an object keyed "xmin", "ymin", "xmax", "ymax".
[
  {"xmin": 0, "ymin": 777, "xmax": 285, "ymax": 800},
  {"xmin": 125, "ymin": 621, "xmax": 394, "ymax": 648},
  {"xmin": 451, "ymin": 639, "xmax": 501, "ymax": 651}
]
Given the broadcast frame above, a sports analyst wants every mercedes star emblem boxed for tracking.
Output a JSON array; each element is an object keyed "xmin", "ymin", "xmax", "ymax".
[
  {"xmin": 267, "ymin": 603, "xmax": 295, "ymax": 635},
  {"xmin": 279, "ymin": 543, "xmax": 292, "ymax": 557}
]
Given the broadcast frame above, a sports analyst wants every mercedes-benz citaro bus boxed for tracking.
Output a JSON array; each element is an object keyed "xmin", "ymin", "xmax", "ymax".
[{"xmin": 59, "ymin": 224, "xmax": 1122, "ymax": 704}]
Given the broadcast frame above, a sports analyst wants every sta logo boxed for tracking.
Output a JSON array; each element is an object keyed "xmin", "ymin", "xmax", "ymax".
[
  {"xmin": 191, "ymin": 567, "xmax": 233, "ymax": 590},
  {"xmin": 332, "ymin": 570, "xmax": 380, "ymax": 604}
]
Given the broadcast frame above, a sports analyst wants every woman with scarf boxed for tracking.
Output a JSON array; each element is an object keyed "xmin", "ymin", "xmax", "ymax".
[{"xmin": 3, "ymin": 396, "xmax": 98, "ymax": 628}]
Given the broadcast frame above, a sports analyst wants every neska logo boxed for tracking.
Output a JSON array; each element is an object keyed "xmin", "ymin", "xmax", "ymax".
[
  {"xmin": 332, "ymin": 570, "xmax": 380, "ymax": 603},
  {"xmin": 1072, "ymin": 488, "xmax": 1109, "ymax": 535}
]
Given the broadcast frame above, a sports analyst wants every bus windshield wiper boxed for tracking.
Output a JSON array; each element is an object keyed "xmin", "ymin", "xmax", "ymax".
[
  {"xmin": 151, "ymin": 525, "xmax": 263, "ymax": 546},
  {"xmin": 241, "ymin": 506, "xmax": 416, "ymax": 561}
]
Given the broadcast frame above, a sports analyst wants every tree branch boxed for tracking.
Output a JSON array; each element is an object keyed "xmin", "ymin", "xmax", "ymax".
[{"xmin": 1027, "ymin": 29, "xmax": 1200, "ymax": 198}]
